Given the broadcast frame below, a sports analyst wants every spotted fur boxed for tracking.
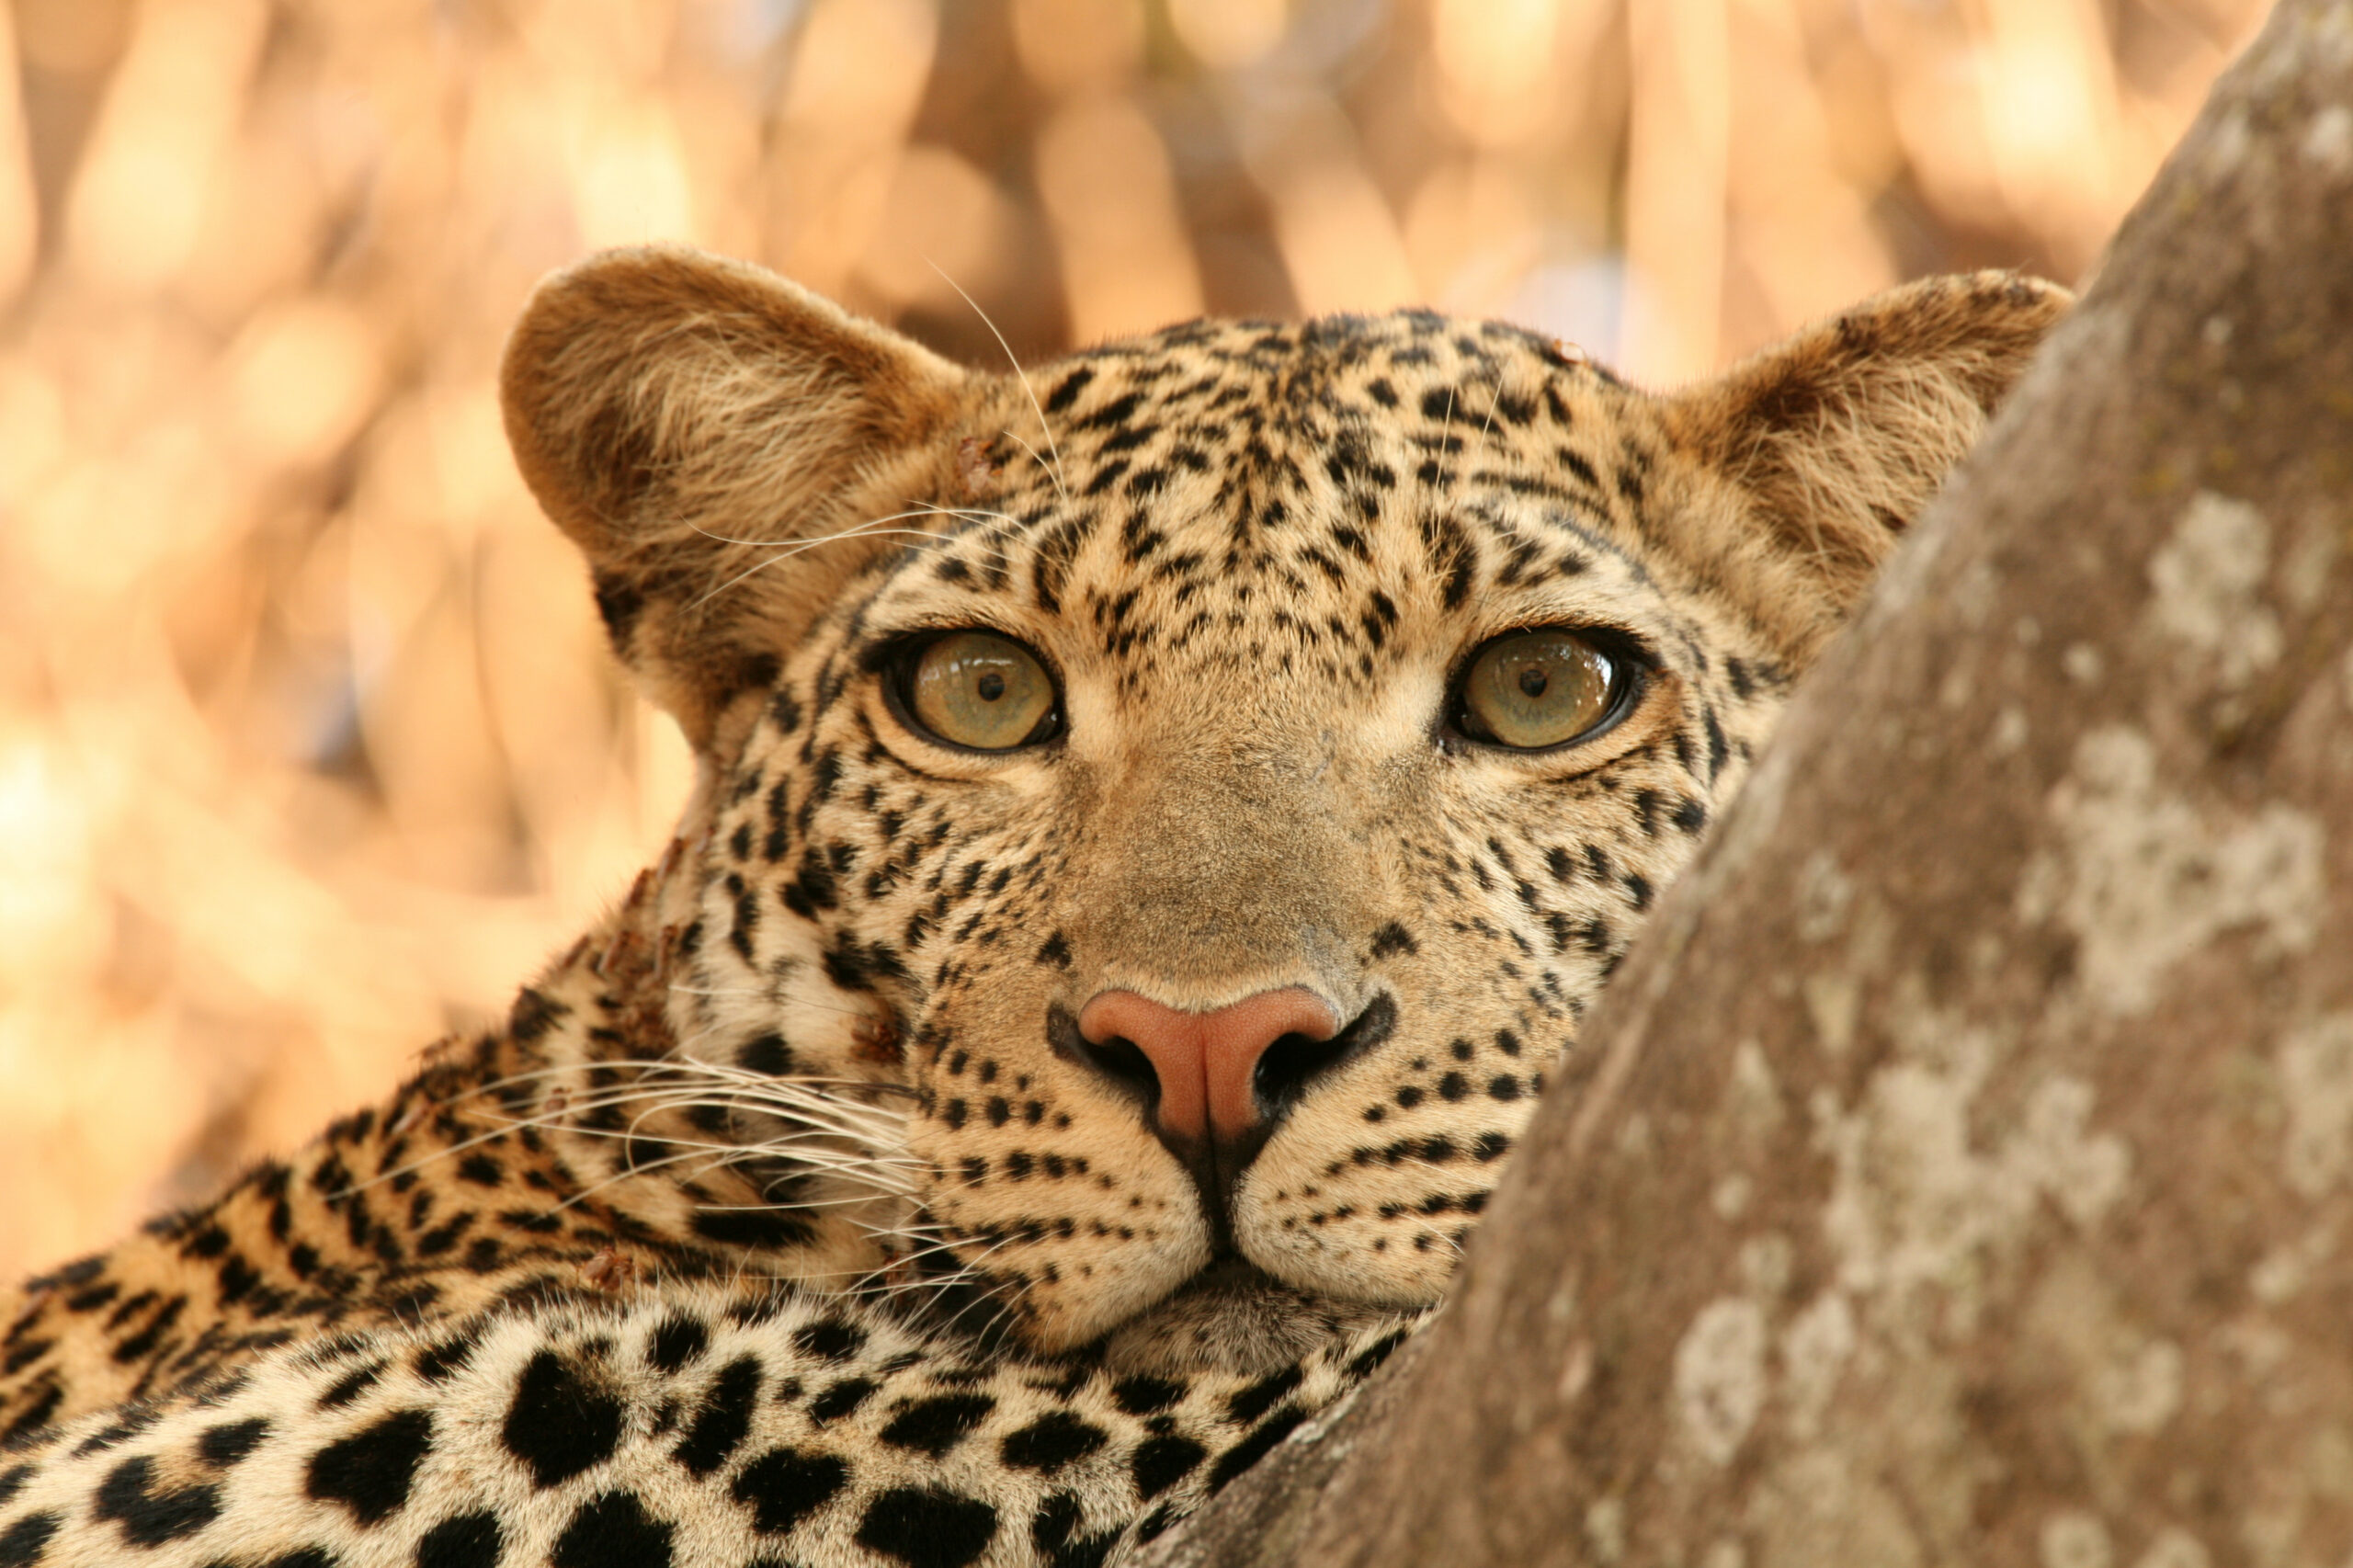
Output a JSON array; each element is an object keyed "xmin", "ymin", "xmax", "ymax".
[{"xmin": 0, "ymin": 249, "xmax": 2065, "ymax": 1565}]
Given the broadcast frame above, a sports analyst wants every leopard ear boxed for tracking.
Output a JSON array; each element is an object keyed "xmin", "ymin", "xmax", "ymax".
[
  {"xmin": 502, "ymin": 245, "xmax": 972, "ymax": 747},
  {"xmin": 1660, "ymin": 270, "xmax": 2070, "ymax": 663}
]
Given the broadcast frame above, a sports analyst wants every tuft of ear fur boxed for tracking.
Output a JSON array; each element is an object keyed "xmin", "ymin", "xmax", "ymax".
[
  {"xmin": 502, "ymin": 246, "xmax": 973, "ymax": 746},
  {"xmin": 1662, "ymin": 270, "xmax": 2070, "ymax": 662}
]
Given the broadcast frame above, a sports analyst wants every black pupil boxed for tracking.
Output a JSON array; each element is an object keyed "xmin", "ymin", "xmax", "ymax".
[
  {"xmin": 976, "ymin": 671, "xmax": 1006, "ymax": 702},
  {"xmin": 1517, "ymin": 665, "xmax": 1550, "ymax": 698}
]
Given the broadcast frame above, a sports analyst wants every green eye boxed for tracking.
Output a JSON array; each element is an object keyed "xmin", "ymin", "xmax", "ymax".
[
  {"xmin": 1455, "ymin": 630, "xmax": 1626, "ymax": 749},
  {"xmin": 902, "ymin": 631, "xmax": 1059, "ymax": 750}
]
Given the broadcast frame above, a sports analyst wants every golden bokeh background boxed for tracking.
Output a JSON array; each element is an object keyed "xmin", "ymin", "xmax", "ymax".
[{"xmin": 0, "ymin": 0, "xmax": 2265, "ymax": 1276}]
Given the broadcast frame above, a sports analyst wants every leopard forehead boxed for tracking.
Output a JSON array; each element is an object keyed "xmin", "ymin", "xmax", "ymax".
[
  {"xmin": 667, "ymin": 307, "xmax": 1790, "ymax": 1350},
  {"xmin": 874, "ymin": 316, "xmax": 1680, "ymax": 702}
]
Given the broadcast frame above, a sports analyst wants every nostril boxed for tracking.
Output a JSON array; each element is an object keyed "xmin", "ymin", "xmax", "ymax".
[
  {"xmin": 1253, "ymin": 994, "xmax": 1399, "ymax": 1116},
  {"xmin": 1078, "ymin": 1032, "xmax": 1158, "ymax": 1099},
  {"xmin": 1252, "ymin": 1031, "xmax": 1353, "ymax": 1104},
  {"xmin": 1046, "ymin": 1005, "xmax": 1160, "ymax": 1108}
]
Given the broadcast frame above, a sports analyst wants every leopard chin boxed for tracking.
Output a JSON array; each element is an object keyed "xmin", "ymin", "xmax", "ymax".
[{"xmin": 1102, "ymin": 1258, "xmax": 1411, "ymax": 1378}]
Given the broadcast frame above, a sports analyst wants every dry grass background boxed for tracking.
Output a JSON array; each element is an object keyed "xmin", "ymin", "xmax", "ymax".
[{"xmin": 0, "ymin": 0, "xmax": 2265, "ymax": 1277}]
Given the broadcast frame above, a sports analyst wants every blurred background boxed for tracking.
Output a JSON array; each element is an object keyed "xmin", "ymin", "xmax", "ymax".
[{"xmin": 0, "ymin": 0, "xmax": 2267, "ymax": 1276}]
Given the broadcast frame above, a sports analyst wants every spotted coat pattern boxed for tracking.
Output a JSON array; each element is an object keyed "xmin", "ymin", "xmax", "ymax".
[{"xmin": 0, "ymin": 250, "xmax": 2066, "ymax": 1566}]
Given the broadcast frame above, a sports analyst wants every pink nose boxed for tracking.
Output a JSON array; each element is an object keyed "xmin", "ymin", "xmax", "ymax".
[{"xmin": 1076, "ymin": 987, "xmax": 1340, "ymax": 1143}]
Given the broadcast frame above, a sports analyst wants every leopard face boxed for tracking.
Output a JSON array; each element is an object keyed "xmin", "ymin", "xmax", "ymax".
[
  {"xmin": 503, "ymin": 249, "xmax": 2065, "ymax": 1365},
  {"xmin": 677, "ymin": 337, "xmax": 1782, "ymax": 1354}
]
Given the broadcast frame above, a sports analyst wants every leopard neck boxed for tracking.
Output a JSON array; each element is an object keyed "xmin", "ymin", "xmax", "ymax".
[{"xmin": 490, "ymin": 844, "xmax": 913, "ymax": 1296}]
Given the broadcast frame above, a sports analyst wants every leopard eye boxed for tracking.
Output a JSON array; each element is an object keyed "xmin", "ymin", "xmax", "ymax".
[
  {"xmin": 1454, "ymin": 630, "xmax": 1625, "ymax": 750},
  {"xmin": 902, "ymin": 631, "xmax": 1059, "ymax": 751}
]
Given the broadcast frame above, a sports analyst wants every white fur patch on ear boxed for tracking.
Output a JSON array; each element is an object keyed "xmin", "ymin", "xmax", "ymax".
[
  {"xmin": 1662, "ymin": 270, "xmax": 2071, "ymax": 661},
  {"xmin": 501, "ymin": 245, "xmax": 975, "ymax": 745}
]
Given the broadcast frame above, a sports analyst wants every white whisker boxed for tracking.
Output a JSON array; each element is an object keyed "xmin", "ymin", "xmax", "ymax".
[
  {"xmin": 688, "ymin": 523, "xmax": 961, "ymax": 611},
  {"xmin": 927, "ymin": 258, "xmax": 1069, "ymax": 503}
]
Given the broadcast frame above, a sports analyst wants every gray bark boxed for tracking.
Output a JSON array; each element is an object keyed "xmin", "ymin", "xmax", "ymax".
[{"xmin": 1139, "ymin": 2, "xmax": 2353, "ymax": 1563}]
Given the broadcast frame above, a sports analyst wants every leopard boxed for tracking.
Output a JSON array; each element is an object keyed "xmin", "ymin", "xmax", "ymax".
[{"xmin": 0, "ymin": 247, "xmax": 2065, "ymax": 1567}]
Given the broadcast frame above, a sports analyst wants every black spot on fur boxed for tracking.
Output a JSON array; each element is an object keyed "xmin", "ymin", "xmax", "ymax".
[
  {"xmin": 673, "ymin": 1356, "xmax": 763, "ymax": 1477},
  {"xmin": 23, "ymin": 1256, "xmax": 102, "ymax": 1291},
  {"xmin": 109, "ymin": 1291, "xmax": 187, "ymax": 1362},
  {"xmin": 1074, "ymin": 391, "xmax": 1146, "ymax": 432},
  {"xmin": 1226, "ymin": 1367, "xmax": 1304, "ymax": 1426},
  {"xmin": 1631, "ymin": 789, "xmax": 1662, "ymax": 836},
  {"xmin": 1209, "ymin": 1405, "xmax": 1310, "ymax": 1491},
  {"xmin": 792, "ymin": 1318, "xmax": 866, "ymax": 1362},
  {"xmin": 1131, "ymin": 1436, "xmax": 1208, "ymax": 1499},
  {"xmin": 781, "ymin": 845, "xmax": 838, "ymax": 918},
  {"xmin": 855, "ymin": 1486, "xmax": 999, "ymax": 1568},
  {"xmin": 770, "ymin": 687, "xmax": 804, "ymax": 733},
  {"xmin": 509, "ymin": 987, "xmax": 565, "ymax": 1046},
  {"xmin": 74, "ymin": 1407, "xmax": 161, "ymax": 1457},
  {"xmin": 93, "ymin": 1455, "xmax": 219, "ymax": 1547},
  {"xmin": 503, "ymin": 1352, "xmax": 626, "ymax": 1487},
  {"xmin": 1368, "ymin": 921, "xmax": 1417, "ymax": 959},
  {"xmin": 810, "ymin": 1377, "xmax": 881, "ymax": 1425},
  {"xmin": 197, "ymin": 1416, "xmax": 270, "ymax": 1467},
  {"xmin": 1044, "ymin": 366, "xmax": 1095, "ymax": 415},
  {"xmin": 1557, "ymin": 445, "xmax": 1600, "ymax": 491},
  {"xmin": 0, "ymin": 1384, "xmax": 60, "ymax": 1443},
  {"xmin": 732, "ymin": 1446, "xmax": 848, "ymax": 1535},
  {"xmin": 415, "ymin": 1511, "xmax": 504, "ymax": 1568},
  {"xmin": 646, "ymin": 1313, "xmax": 710, "ymax": 1374},
  {"xmin": 0, "ymin": 1511, "xmax": 58, "ymax": 1568},
  {"xmin": 1336, "ymin": 1327, "xmax": 1405, "ymax": 1381},
  {"xmin": 306, "ymin": 1406, "xmax": 434, "ymax": 1525},
  {"xmin": 1000, "ymin": 1412, "xmax": 1109, "ymax": 1475},
  {"xmin": 1030, "ymin": 1490, "xmax": 1121, "ymax": 1568},
  {"xmin": 739, "ymin": 1032, "xmax": 794, "ymax": 1076},
  {"xmin": 415, "ymin": 1334, "xmax": 479, "ymax": 1382},
  {"xmin": 1703, "ymin": 707, "xmax": 1731, "ymax": 780},
  {"xmin": 879, "ymin": 1393, "xmax": 996, "ymax": 1458},
  {"xmin": 552, "ymin": 1491, "xmax": 674, "ymax": 1568},
  {"xmin": 1135, "ymin": 1501, "xmax": 1181, "ymax": 1542},
  {"xmin": 1110, "ymin": 1377, "xmax": 1181, "ymax": 1415}
]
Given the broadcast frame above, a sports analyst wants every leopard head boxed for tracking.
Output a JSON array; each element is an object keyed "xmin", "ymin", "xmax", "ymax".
[{"xmin": 500, "ymin": 248, "xmax": 2063, "ymax": 1369}]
